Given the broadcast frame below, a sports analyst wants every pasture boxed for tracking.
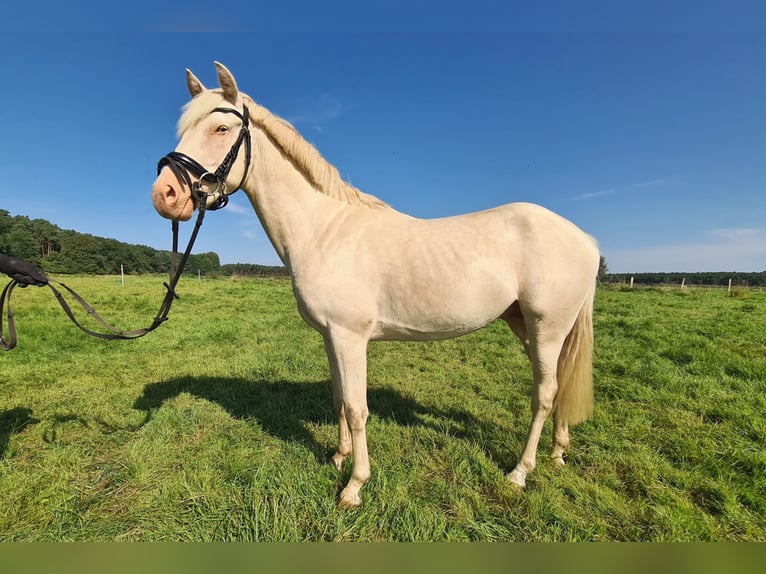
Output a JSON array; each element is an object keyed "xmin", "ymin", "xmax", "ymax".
[{"xmin": 0, "ymin": 275, "xmax": 763, "ymax": 541}]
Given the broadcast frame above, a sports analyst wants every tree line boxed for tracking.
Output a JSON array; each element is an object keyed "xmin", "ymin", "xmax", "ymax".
[
  {"xmin": 220, "ymin": 263, "xmax": 289, "ymax": 277},
  {"xmin": 603, "ymin": 271, "xmax": 766, "ymax": 287},
  {"xmin": 0, "ymin": 210, "xmax": 229, "ymax": 276},
  {"xmin": 598, "ymin": 257, "xmax": 766, "ymax": 286}
]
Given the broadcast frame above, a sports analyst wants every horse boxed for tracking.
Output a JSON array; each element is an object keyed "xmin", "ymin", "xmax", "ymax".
[{"xmin": 151, "ymin": 62, "xmax": 600, "ymax": 508}]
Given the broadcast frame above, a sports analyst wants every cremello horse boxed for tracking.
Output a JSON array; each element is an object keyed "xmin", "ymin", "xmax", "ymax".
[{"xmin": 152, "ymin": 63, "xmax": 600, "ymax": 507}]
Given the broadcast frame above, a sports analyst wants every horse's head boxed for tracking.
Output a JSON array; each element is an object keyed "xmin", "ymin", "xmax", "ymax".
[{"xmin": 151, "ymin": 62, "xmax": 251, "ymax": 221}]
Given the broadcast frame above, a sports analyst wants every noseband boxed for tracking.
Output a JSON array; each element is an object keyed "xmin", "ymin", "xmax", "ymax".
[{"xmin": 157, "ymin": 105, "xmax": 251, "ymax": 211}]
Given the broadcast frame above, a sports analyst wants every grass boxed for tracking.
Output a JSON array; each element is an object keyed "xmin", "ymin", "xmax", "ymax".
[{"xmin": 0, "ymin": 275, "xmax": 764, "ymax": 541}]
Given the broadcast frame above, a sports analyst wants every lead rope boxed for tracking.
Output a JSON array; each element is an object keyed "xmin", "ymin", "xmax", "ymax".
[
  {"xmin": 2, "ymin": 102, "xmax": 251, "ymax": 351},
  {"xmin": 0, "ymin": 198, "xmax": 209, "ymax": 350}
]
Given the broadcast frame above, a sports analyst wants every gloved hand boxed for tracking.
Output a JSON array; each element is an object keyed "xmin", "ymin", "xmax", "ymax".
[{"xmin": 0, "ymin": 254, "xmax": 49, "ymax": 287}]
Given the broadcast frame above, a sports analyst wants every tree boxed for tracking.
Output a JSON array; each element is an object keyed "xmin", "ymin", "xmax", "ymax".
[
  {"xmin": 187, "ymin": 251, "xmax": 222, "ymax": 275},
  {"xmin": 5, "ymin": 217, "xmax": 41, "ymax": 264},
  {"xmin": 0, "ymin": 209, "xmax": 12, "ymax": 238},
  {"xmin": 598, "ymin": 256, "xmax": 608, "ymax": 283},
  {"xmin": 31, "ymin": 218, "xmax": 60, "ymax": 259}
]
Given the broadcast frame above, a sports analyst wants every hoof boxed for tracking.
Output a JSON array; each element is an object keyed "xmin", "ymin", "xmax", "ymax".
[
  {"xmin": 507, "ymin": 469, "xmax": 527, "ymax": 490},
  {"xmin": 552, "ymin": 456, "xmax": 566, "ymax": 468},
  {"xmin": 338, "ymin": 488, "xmax": 361, "ymax": 509}
]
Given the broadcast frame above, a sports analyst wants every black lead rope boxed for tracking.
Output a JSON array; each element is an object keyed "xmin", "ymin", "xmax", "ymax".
[
  {"xmin": 0, "ymin": 201, "xmax": 208, "ymax": 351},
  {"xmin": 1, "ymin": 102, "xmax": 251, "ymax": 351}
]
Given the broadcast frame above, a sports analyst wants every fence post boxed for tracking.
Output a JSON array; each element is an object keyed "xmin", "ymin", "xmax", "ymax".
[{"xmin": 728, "ymin": 278, "xmax": 732, "ymax": 294}]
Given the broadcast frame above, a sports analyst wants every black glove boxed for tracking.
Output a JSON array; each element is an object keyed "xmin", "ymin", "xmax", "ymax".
[{"xmin": 0, "ymin": 254, "xmax": 49, "ymax": 287}]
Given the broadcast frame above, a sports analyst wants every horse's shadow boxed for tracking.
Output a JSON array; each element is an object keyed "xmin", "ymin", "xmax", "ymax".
[
  {"xmin": 132, "ymin": 376, "xmax": 516, "ymax": 470},
  {"xmin": 0, "ymin": 407, "xmax": 39, "ymax": 459}
]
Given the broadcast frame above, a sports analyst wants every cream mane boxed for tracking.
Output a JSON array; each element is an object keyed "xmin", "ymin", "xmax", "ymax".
[{"xmin": 178, "ymin": 90, "xmax": 389, "ymax": 209}]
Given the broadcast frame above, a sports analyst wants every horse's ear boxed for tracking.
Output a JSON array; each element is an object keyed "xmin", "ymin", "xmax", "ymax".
[
  {"xmin": 186, "ymin": 69, "xmax": 206, "ymax": 97},
  {"xmin": 214, "ymin": 61, "xmax": 239, "ymax": 104}
]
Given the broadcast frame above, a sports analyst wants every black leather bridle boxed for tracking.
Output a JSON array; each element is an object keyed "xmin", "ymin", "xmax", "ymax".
[
  {"xmin": 157, "ymin": 104, "xmax": 251, "ymax": 211},
  {"xmin": 0, "ymin": 104, "xmax": 252, "ymax": 350}
]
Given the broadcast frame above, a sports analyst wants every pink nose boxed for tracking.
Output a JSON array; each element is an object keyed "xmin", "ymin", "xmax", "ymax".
[
  {"xmin": 151, "ymin": 168, "xmax": 193, "ymax": 221},
  {"xmin": 151, "ymin": 178, "xmax": 175, "ymax": 211}
]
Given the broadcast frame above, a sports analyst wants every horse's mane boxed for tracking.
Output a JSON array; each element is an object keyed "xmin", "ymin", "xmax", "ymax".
[{"xmin": 178, "ymin": 91, "xmax": 389, "ymax": 210}]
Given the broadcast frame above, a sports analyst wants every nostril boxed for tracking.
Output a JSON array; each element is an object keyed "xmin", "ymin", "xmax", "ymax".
[{"xmin": 165, "ymin": 184, "xmax": 177, "ymax": 200}]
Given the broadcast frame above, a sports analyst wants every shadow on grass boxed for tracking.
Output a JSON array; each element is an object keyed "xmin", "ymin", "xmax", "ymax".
[
  {"xmin": 0, "ymin": 407, "xmax": 39, "ymax": 459},
  {"xmin": 133, "ymin": 376, "xmax": 517, "ymax": 471}
]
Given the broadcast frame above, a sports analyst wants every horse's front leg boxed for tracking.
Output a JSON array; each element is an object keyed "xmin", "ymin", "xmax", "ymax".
[
  {"xmin": 324, "ymin": 328, "xmax": 371, "ymax": 508},
  {"xmin": 324, "ymin": 337, "xmax": 352, "ymax": 471}
]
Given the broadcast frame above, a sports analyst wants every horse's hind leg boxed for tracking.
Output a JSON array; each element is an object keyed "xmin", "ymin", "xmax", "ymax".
[
  {"xmin": 503, "ymin": 303, "xmax": 573, "ymax": 481},
  {"xmin": 551, "ymin": 417, "xmax": 569, "ymax": 467},
  {"xmin": 501, "ymin": 302, "xmax": 530, "ymax": 358},
  {"xmin": 507, "ymin": 329, "xmax": 567, "ymax": 489}
]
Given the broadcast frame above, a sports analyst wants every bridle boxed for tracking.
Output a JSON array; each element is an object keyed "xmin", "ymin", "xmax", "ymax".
[
  {"xmin": 0, "ymin": 103, "xmax": 252, "ymax": 350},
  {"xmin": 157, "ymin": 104, "xmax": 251, "ymax": 212},
  {"xmin": 145, "ymin": 102, "xmax": 252, "ymax": 330}
]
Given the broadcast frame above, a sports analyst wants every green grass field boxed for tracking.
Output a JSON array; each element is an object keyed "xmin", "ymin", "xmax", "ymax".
[{"xmin": 0, "ymin": 275, "xmax": 763, "ymax": 541}]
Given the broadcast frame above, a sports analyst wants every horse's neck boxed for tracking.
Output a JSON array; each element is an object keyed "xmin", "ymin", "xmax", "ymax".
[{"xmin": 242, "ymin": 129, "xmax": 346, "ymax": 269}]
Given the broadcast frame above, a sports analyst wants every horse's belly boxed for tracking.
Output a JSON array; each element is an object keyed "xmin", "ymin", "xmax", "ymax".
[
  {"xmin": 371, "ymin": 319, "xmax": 488, "ymax": 342},
  {"xmin": 371, "ymin": 273, "xmax": 514, "ymax": 341}
]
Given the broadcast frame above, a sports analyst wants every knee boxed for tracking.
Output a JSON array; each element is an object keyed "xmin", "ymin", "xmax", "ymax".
[{"xmin": 343, "ymin": 402, "xmax": 369, "ymax": 428}]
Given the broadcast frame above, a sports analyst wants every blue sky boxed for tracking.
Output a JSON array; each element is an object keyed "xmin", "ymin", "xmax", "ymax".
[{"xmin": 2, "ymin": 3, "xmax": 765, "ymax": 273}]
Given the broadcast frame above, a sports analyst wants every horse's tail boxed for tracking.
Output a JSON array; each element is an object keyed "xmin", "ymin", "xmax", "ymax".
[{"xmin": 552, "ymin": 280, "xmax": 595, "ymax": 426}]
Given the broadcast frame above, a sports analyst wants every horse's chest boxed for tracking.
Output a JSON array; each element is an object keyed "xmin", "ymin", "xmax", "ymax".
[{"xmin": 290, "ymin": 276, "xmax": 376, "ymax": 336}]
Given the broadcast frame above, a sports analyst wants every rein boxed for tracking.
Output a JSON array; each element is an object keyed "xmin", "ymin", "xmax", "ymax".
[
  {"xmin": 0, "ymin": 104, "xmax": 251, "ymax": 351},
  {"xmin": 0, "ymin": 200, "xmax": 206, "ymax": 351}
]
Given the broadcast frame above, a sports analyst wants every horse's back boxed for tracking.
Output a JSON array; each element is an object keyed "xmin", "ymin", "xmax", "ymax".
[
  {"xmin": 418, "ymin": 201, "xmax": 598, "ymax": 279},
  {"xmin": 358, "ymin": 202, "xmax": 597, "ymax": 340}
]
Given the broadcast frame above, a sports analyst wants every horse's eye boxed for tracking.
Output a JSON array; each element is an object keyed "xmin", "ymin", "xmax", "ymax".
[{"xmin": 216, "ymin": 125, "xmax": 229, "ymax": 134}]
